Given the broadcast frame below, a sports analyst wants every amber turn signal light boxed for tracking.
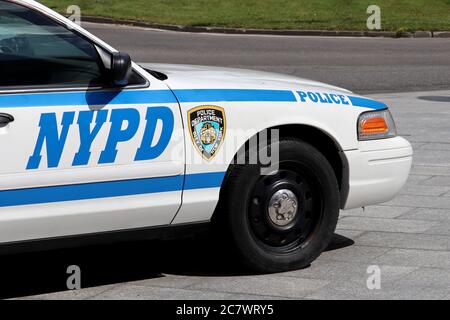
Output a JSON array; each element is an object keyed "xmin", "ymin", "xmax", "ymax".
[
  {"xmin": 360, "ymin": 116, "xmax": 389, "ymax": 135},
  {"xmin": 358, "ymin": 110, "xmax": 397, "ymax": 141}
]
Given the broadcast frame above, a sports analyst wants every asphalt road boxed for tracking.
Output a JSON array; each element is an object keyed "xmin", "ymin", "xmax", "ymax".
[
  {"xmin": 84, "ymin": 23, "xmax": 450, "ymax": 94},
  {"xmin": 4, "ymin": 24, "xmax": 450, "ymax": 300}
]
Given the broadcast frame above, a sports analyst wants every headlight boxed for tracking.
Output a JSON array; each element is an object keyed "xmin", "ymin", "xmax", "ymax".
[{"xmin": 357, "ymin": 109, "xmax": 397, "ymax": 141}]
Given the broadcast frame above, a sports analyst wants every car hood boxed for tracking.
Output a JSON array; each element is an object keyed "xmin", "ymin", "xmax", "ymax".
[{"xmin": 140, "ymin": 63, "xmax": 352, "ymax": 94}]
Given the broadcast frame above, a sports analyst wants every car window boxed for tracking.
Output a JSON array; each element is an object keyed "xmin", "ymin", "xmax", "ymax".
[{"xmin": 0, "ymin": 1, "xmax": 105, "ymax": 89}]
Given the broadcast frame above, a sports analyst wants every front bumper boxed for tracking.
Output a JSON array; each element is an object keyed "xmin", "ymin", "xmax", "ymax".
[{"xmin": 343, "ymin": 136, "xmax": 413, "ymax": 210}]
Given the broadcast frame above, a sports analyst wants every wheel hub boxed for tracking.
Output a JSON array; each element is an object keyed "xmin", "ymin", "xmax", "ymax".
[
  {"xmin": 268, "ymin": 189, "xmax": 299, "ymax": 227},
  {"xmin": 248, "ymin": 166, "xmax": 321, "ymax": 249}
]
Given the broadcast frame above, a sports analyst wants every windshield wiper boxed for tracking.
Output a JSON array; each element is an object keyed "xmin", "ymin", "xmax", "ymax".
[{"xmin": 143, "ymin": 67, "xmax": 168, "ymax": 81}]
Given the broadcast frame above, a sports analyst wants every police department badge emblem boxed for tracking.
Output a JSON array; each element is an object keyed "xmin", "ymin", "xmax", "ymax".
[{"xmin": 188, "ymin": 106, "xmax": 226, "ymax": 160}]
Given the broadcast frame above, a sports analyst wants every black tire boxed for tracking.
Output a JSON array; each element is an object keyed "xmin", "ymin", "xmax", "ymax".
[{"xmin": 219, "ymin": 138, "xmax": 340, "ymax": 273}]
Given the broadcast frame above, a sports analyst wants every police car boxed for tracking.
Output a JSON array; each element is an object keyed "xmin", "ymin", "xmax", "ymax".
[{"xmin": 0, "ymin": 0, "xmax": 412, "ymax": 272}]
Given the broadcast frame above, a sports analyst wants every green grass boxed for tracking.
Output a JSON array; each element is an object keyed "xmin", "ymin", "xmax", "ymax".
[{"xmin": 40, "ymin": 0, "xmax": 450, "ymax": 31}]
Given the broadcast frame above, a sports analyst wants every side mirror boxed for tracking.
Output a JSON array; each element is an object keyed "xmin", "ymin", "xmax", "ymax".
[{"xmin": 110, "ymin": 52, "xmax": 132, "ymax": 87}]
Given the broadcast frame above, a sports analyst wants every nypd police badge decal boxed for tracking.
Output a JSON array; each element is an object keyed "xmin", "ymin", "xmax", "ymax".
[{"xmin": 188, "ymin": 106, "xmax": 226, "ymax": 160}]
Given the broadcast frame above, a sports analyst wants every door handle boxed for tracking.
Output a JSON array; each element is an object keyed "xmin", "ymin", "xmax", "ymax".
[{"xmin": 0, "ymin": 113, "xmax": 14, "ymax": 128}]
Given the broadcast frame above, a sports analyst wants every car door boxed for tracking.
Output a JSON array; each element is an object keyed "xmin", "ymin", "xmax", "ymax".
[{"xmin": 0, "ymin": 0, "xmax": 184, "ymax": 243}]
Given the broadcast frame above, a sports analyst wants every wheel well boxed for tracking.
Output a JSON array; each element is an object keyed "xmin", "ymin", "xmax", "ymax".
[
  {"xmin": 218, "ymin": 124, "xmax": 349, "ymax": 211},
  {"xmin": 275, "ymin": 124, "xmax": 347, "ymax": 200}
]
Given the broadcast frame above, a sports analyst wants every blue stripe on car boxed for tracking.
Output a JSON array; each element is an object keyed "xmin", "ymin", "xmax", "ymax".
[
  {"xmin": 0, "ymin": 90, "xmax": 178, "ymax": 108},
  {"xmin": 0, "ymin": 89, "xmax": 384, "ymax": 110},
  {"xmin": 172, "ymin": 89, "xmax": 297, "ymax": 103},
  {"xmin": 0, "ymin": 89, "xmax": 296, "ymax": 108},
  {"xmin": 0, "ymin": 172, "xmax": 226, "ymax": 207},
  {"xmin": 347, "ymin": 96, "xmax": 387, "ymax": 110}
]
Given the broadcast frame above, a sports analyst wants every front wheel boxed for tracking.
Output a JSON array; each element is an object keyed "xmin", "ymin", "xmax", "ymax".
[{"xmin": 221, "ymin": 138, "xmax": 340, "ymax": 273}]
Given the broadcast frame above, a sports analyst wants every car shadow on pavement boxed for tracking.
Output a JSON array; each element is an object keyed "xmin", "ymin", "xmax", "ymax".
[
  {"xmin": 417, "ymin": 95, "xmax": 450, "ymax": 103},
  {"xmin": 0, "ymin": 232, "xmax": 354, "ymax": 299}
]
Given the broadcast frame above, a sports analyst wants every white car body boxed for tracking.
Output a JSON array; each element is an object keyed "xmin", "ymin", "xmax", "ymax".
[{"xmin": 0, "ymin": 0, "xmax": 412, "ymax": 246}]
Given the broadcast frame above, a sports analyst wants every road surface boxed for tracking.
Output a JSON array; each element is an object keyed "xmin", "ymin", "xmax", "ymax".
[{"xmin": 83, "ymin": 22, "xmax": 450, "ymax": 94}]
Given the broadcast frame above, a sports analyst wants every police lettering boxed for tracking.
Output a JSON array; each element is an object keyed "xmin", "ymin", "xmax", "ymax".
[
  {"xmin": 26, "ymin": 107, "xmax": 174, "ymax": 170},
  {"xmin": 297, "ymin": 91, "xmax": 350, "ymax": 105}
]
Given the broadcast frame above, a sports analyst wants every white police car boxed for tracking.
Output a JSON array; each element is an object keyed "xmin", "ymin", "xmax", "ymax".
[{"xmin": 0, "ymin": 0, "xmax": 412, "ymax": 272}]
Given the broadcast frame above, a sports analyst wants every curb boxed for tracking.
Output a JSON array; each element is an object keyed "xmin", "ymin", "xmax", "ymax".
[
  {"xmin": 434, "ymin": 31, "xmax": 450, "ymax": 38},
  {"xmin": 81, "ymin": 15, "xmax": 449, "ymax": 39}
]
